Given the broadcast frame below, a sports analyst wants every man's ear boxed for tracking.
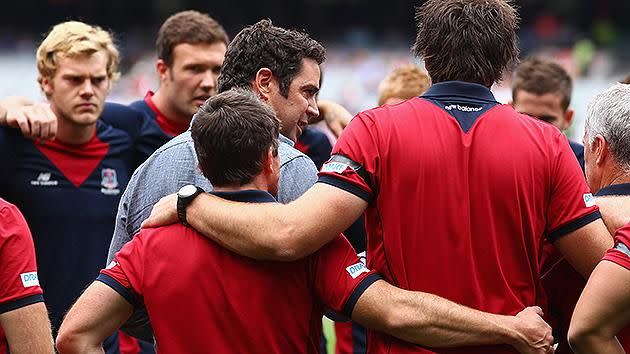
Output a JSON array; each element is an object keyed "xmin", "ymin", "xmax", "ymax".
[
  {"xmin": 253, "ymin": 68, "xmax": 274, "ymax": 101},
  {"xmin": 563, "ymin": 109, "xmax": 575, "ymax": 130},
  {"xmin": 264, "ymin": 147, "xmax": 276, "ymax": 174},
  {"xmin": 40, "ymin": 77, "xmax": 53, "ymax": 97},
  {"xmin": 593, "ymin": 134, "xmax": 608, "ymax": 166},
  {"xmin": 156, "ymin": 59, "xmax": 169, "ymax": 83}
]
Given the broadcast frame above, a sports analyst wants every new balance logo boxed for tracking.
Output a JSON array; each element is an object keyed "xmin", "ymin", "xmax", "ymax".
[
  {"xmin": 30, "ymin": 172, "xmax": 58, "ymax": 186},
  {"xmin": 444, "ymin": 104, "xmax": 483, "ymax": 112}
]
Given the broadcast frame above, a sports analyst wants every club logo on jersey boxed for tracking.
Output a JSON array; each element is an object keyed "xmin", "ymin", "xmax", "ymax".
[
  {"xmin": 346, "ymin": 262, "xmax": 370, "ymax": 279},
  {"xmin": 444, "ymin": 104, "xmax": 483, "ymax": 112},
  {"xmin": 321, "ymin": 161, "xmax": 349, "ymax": 174},
  {"xmin": 20, "ymin": 272, "xmax": 39, "ymax": 288},
  {"xmin": 583, "ymin": 193, "xmax": 595, "ymax": 207},
  {"xmin": 30, "ymin": 172, "xmax": 58, "ymax": 186},
  {"xmin": 100, "ymin": 168, "xmax": 120, "ymax": 195}
]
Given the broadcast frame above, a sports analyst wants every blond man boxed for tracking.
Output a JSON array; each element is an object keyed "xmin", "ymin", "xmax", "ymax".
[
  {"xmin": 0, "ymin": 21, "xmax": 151, "ymax": 354},
  {"xmin": 378, "ymin": 64, "xmax": 431, "ymax": 106}
]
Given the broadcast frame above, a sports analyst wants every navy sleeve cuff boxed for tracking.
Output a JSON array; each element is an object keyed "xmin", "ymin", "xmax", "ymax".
[
  {"xmin": 317, "ymin": 175, "xmax": 372, "ymax": 202},
  {"xmin": 0, "ymin": 294, "xmax": 44, "ymax": 314},
  {"xmin": 342, "ymin": 273, "xmax": 383, "ymax": 317},
  {"xmin": 97, "ymin": 273, "xmax": 138, "ymax": 307},
  {"xmin": 548, "ymin": 210, "xmax": 602, "ymax": 243}
]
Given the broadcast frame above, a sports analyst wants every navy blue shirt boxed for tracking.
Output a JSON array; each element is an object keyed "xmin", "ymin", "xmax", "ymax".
[
  {"xmin": 569, "ymin": 140, "xmax": 585, "ymax": 172},
  {"xmin": 100, "ymin": 102, "xmax": 169, "ymax": 166},
  {"xmin": 0, "ymin": 120, "xmax": 138, "ymax": 337}
]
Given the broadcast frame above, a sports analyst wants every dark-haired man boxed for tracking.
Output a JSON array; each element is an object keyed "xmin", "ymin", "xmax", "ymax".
[
  {"xmin": 511, "ymin": 57, "xmax": 584, "ymax": 170},
  {"xmin": 128, "ymin": 10, "xmax": 228, "ymax": 140},
  {"xmin": 146, "ymin": 1, "xmax": 611, "ymax": 353},
  {"xmin": 511, "ymin": 57, "xmax": 590, "ymax": 354},
  {"xmin": 57, "ymin": 89, "xmax": 552, "ymax": 354}
]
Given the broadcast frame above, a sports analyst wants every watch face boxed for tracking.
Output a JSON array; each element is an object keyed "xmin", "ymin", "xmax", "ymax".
[{"xmin": 179, "ymin": 184, "xmax": 198, "ymax": 198}]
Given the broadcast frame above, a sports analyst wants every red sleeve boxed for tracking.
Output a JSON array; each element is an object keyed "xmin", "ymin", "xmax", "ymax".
[
  {"xmin": 98, "ymin": 232, "xmax": 147, "ymax": 306},
  {"xmin": 602, "ymin": 223, "xmax": 630, "ymax": 271},
  {"xmin": 546, "ymin": 133, "xmax": 601, "ymax": 242},
  {"xmin": 318, "ymin": 112, "xmax": 380, "ymax": 202},
  {"xmin": 312, "ymin": 235, "xmax": 381, "ymax": 317},
  {"xmin": 0, "ymin": 200, "xmax": 44, "ymax": 314}
]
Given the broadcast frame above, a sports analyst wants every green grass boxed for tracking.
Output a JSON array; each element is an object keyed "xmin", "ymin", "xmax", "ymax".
[{"xmin": 323, "ymin": 316, "xmax": 336, "ymax": 353}]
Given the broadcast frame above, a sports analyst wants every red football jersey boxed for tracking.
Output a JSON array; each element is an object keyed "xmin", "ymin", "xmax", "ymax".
[
  {"xmin": 100, "ymin": 190, "xmax": 379, "ymax": 354},
  {"xmin": 318, "ymin": 82, "xmax": 600, "ymax": 353},
  {"xmin": 0, "ymin": 198, "xmax": 44, "ymax": 353},
  {"xmin": 603, "ymin": 222, "xmax": 630, "ymax": 271}
]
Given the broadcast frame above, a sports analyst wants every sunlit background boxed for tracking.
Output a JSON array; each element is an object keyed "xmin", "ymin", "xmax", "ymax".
[{"xmin": 2, "ymin": 0, "xmax": 630, "ymax": 141}]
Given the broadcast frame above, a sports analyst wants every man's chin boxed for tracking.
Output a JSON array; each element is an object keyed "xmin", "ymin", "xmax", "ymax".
[{"xmin": 68, "ymin": 112, "xmax": 100, "ymax": 126}]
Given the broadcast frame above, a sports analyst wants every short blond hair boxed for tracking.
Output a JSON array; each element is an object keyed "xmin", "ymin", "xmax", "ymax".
[
  {"xmin": 36, "ymin": 21, "xmax": 120, "ymax": 86},
  {"xmin": 378, "ymin": 64, "xmax": 431, "ymax": 106}
]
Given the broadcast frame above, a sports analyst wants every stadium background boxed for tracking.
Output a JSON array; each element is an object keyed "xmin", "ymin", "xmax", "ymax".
[{"xmin": 1, "ymin": 0, "xmax": 630, "ymax": 350}]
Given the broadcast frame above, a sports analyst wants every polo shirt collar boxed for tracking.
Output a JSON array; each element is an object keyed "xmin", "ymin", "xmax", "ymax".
[
  {"xmin": 594, "ymin": 183, "xmax": 630, "ymax": 197},
  {"xmin": 211, "ymin": 189, "xmax": 276, "ymax": 203},
  {"xmin": 422, "ymin": 81, "xmax": 497, "ymax": 103},
  {"xmin": 279, "ymin": 134, "xmax": 294, "ymax": 147}
]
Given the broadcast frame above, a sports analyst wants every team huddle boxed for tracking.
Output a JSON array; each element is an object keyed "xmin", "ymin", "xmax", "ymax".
[{"xmin": 1, "ymin": 0, "xmax": 630, "ymax": 353}]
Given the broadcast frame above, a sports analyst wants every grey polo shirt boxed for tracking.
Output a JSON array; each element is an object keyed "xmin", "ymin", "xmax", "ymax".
[{"xmin": 107, "ymin": 131, "xmax": 318, "ymax": 263}]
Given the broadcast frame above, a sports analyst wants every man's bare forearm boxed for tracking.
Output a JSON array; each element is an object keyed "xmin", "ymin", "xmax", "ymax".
[
  {"xmin": 185, "ymin": 183, "xmax": 367, "ymax": 261},
  {"xmin": 0, "ymin": 302, "xmax": 54, "ymax": 354},
  {"xmin": 353, "ymin": 281, "xmax": 552, "ymax": 351},
  {"xmin": 187, "ymin": 193, "xmax": 306, "ymax": 260}
]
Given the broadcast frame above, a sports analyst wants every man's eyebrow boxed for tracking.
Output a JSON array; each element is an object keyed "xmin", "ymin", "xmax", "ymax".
[{"xmin": 303, "ymin": 84, "xmax": 320, "ymax": 93}]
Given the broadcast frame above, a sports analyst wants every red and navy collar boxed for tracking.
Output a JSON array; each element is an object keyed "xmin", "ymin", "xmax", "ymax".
[
  {"xmin": 595, "ymin": 183, "xmax": 630, "ymax": 197},
  {"xmin": 422, "ymin": 81, "xmax": 497, "ymax": 103},
  {"xmin": 211, "ymin": 189, "xmax": 276, "ymax": 203},
  {"xmin": 144, "ymin": 91, "xmax": 190, "ymax": 136}
]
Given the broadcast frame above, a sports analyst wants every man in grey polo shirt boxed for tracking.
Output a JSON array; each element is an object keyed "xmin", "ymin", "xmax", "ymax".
[
  {"xmin": 108, "ymin": 19, "xmax": 322, "ymax": 261},
  {"xmin": 107, "ymin": 19, "xmax": 325, "ymax": 340}
]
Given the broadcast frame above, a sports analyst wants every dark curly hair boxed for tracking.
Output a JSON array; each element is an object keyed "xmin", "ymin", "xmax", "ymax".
[
  {"xmin": 192, "ymin": 89, "xmax": 280, "ymax": 186},
  {"xmin": 413, "ymin": 0, "xmax": 520, "ymax": 86},
  {"xmin": 217, "ymin": 19, "xmax": 325, "ymax": 97}
]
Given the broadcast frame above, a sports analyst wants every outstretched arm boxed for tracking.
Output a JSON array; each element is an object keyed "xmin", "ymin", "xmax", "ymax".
[
  {"xmin": 143, "ymin": 183, "xmax": 367, "ymax": 261},
  {"xmin": 352, "ymin": 280, "xmax": 553, "ymax": 353}
]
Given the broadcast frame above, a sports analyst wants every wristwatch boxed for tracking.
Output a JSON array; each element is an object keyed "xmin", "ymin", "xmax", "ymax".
[{"xmin": 177, "ymin": 185, "xmax": 204, "ymax": 226}]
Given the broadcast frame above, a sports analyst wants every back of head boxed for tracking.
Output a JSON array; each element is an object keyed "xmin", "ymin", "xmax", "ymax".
[
  {"xmin": 191, "ymin": 89, "xmax": 280, "ymax": 187},
  {"xmin": 36, "ymin": 21, "xmax": 120, "ymax": 86},
  {"xmin": 413, "ymin": 0, "xmax": 519, "ymax": 86},
  {"xmin": 156, "ymin": 10, "xmax": 229, "ymax": 67},
  {"xmin": 512, "ymin": 57, "xmax": 573, "ymax": 110},
  {"xmin": 586, "ymin": 83, "xmax": 630, "ymax": 170},
  {"xmin": 378, "ymin": 64, "xmax": 431, "ymax": 106},
  {"xmin": 217, "ymin": 19, "xmax": 326, "ymax": 97}
]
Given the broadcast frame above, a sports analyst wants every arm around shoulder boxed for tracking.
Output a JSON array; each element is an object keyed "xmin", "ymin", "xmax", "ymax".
[
  {"xmin": 351, "ymin": 280, "xmax": 554, "ymax": 353},
  {"xmin": 184, "ymin": 182, "xmax": 367, "ymax": 261}
]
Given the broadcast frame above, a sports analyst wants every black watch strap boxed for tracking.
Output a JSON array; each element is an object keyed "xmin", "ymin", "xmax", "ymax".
[{"xmin": 177, "ymin": 186, "xmax": 204, "ymax": 226}]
